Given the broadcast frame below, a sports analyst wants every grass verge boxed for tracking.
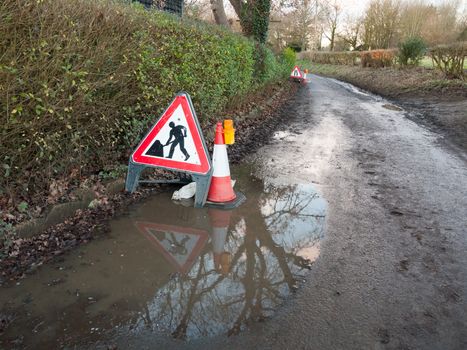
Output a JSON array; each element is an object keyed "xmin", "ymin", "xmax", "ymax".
[{"xmin": 299, "ymin": 61, "xmax": 466, "ymax": 99}]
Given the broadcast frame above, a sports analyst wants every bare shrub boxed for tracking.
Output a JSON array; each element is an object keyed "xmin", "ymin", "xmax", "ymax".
[{"xmin": 429, "ymin": 42, "xmax": 466, "ymax": 79}]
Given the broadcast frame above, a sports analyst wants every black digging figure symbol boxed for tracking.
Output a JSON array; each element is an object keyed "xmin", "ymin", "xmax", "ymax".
[
  {"xmin": 165, "ymin": 122, "xmax": 190, "ymax": 161},
  {"xmin": 166, "ymin": 233, "xmax": 190, "ymax": 256},
  {"xmin": 146, "ymin": 122, "xmax": 190, "ymax": 161}
]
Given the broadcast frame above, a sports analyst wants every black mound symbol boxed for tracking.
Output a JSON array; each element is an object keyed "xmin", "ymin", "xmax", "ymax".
[{"xmin": 146, "ymin": 140, "xmax": 164, "ymax": 157}]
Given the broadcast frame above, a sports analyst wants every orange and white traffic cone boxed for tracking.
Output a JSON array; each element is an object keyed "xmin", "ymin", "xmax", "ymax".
[
  {"xmin": 207, "ymin": 122, "xmax": 236, "ymax": 203},
  {"xmin": 209, "ymin": 208, "xmax": 232, "ymax": 275}
]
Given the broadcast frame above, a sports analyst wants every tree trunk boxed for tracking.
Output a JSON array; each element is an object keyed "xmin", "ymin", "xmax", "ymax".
[
  {"xmin": 210, "ymin": 0, "xmax": 230, "ymax": 26},
  {"xmin": 330, "ymin": 26, "xmax": 336, "ymax": 51}
]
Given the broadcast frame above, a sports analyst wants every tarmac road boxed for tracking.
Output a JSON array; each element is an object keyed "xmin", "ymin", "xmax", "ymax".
[{"xmin": 119, "ymin": 74, "xmax": 467, "ymax": 349}]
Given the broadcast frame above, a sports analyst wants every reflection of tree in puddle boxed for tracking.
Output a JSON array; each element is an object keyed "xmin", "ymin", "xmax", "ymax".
[
  {"xmin": 260, "ymin": 183, "xmax": 326, "ymax": 264},
  {"xmin": 132, "ymin": 183, "xmax": 326, "ymax": 339}
]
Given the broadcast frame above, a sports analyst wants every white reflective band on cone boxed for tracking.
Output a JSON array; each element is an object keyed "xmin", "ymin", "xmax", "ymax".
[{"xmin": 212, "ymin": 144, "xmax": 231, "ymax": 177}]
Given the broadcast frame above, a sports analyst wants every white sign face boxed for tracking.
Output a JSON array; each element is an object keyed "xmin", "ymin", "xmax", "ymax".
[{"xmin": 142, "ymin": 104, "xmax": 201, "ymax": 165}]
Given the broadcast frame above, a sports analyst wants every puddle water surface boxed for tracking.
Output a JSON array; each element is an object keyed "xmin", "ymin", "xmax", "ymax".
[{"xmin": 0, "ymin": 166, "xmax": 326, "ymax": 348}]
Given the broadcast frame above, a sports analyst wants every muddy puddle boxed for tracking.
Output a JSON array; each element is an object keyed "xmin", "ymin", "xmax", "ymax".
[{"xmin": 0, "ymin": 165, "xmax": 326, "ymax": 349}]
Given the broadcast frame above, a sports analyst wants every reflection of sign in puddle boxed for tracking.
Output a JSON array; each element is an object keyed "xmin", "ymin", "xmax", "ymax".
[{"xmin": 135, "ymin": 222, "xmax": 209, "ymax": 274}]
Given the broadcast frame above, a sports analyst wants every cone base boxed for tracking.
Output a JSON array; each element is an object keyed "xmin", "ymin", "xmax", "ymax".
[
  {"xmin": 207, "ymin": 176, "xmax": 236, "ymax": 203},
  {"xmin": 205, "ymin": 191, "xmax": 246, "ymax": 210}
]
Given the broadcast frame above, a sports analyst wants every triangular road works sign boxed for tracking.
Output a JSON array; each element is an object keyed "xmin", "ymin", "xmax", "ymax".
[
  {"xmin": 132, "ymin": 93, "xmax": 211, "ymax": 175},
  {"xmin": 135, "ymin": 222, "xmax": 209, "ymax": 274},
  {"xmin": 290, "ymin": 65, "xmax": 303, "ymax": 79}
]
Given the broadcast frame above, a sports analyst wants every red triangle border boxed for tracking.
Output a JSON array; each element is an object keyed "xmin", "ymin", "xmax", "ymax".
[{"xmin": 131, "ymin": 94, "xmax": 211, "ymax": 175}]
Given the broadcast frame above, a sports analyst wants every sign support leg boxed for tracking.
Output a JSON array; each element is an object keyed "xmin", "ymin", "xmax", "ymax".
[
  {"xmin": 192, "ymin": 172, "xmax": 212, "ymax": 208},
  {"xmin": 125, "ymin": 162, "xmax": 146, "ymax": 193}
]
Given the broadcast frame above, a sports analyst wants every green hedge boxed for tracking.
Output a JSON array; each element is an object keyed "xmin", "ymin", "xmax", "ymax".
[{"xmin": 0, "ymin": 0, "xmax": 291, "ymax": 201}]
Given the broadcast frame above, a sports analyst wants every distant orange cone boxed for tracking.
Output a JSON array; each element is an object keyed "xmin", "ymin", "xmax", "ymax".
[
  {"xmin": 207, "ymin": 122, "xmax": 236, "ymax": 203},
  {"xmin": 209, "ymin": 208, "xmax": 232, "ymax": 275}
]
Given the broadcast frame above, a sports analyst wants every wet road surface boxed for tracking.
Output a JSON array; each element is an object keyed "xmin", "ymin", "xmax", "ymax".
[{"xmin": 2, "ymin": 75, "xmax": 467, "ymax": 349}]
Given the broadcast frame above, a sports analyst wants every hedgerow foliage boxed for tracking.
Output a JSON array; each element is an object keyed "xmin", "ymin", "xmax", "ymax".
[
  {"xmin": 360, "ymin": 50, "xmax": 397, "ymax": 68},
  {"xmin": 282, "ymin": 48, "xmax": 297, "ymax": 69},
  {"xmin": 301, "ymin": 51, "xmax": 360, "ymax": 66},
  {"xmin": 302, "ymin": 43, "xmax": 465, "ymax": 76},
  {"xmin": 301, "ymin": 50, "xmax": 396, "ymax": 67},
  {"xmin": 0, "ymin": 0, "xmax": 288, "ymax": 202}
]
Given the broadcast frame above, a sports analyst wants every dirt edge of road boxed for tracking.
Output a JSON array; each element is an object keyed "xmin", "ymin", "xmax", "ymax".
[
  {"xmin": 0, "ymin": 81, "xmax": 301, "ymax": 284},
  {"xmin": 303, "ymin": 62, "xmax": 467, "ymax": 153}
]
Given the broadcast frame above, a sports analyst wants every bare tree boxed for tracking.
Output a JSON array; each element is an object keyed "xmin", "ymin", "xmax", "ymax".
[
  {"xmin": 185, "ymin": 0, "xmax": 214, "ymax": 21},
  {"xmin": 322, "ymin": 0, "xmax": 342, "ymax": 51},
  {"xmin": 458, "ymin": 10, "xmax": 467, "ymax": 41},
  {"xmin": 398, "ymin": 0, "xmax": 431, "ymax": 40},
  {"xmin": 337, "ymin": 15, "xmax": 363, "ymax": 50},
  {"xmin": 362, "ymin": 0, "xmax": 401, "ymax": 49},
  {"xmin": 275, "ymin": 0, "xmax": 326, "ymax": 51},
  {"xmin": 420, "ymin": 0, "xmax": 461, "ymax": 45}
]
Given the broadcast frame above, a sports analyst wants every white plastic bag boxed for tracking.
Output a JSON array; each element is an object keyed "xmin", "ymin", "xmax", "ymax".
[
  {"xmin": 171, "ymin": 180, "xmax": 236, "ymax": 201},
  {"xmin": 172, "ymin": 182, "xmax": 197, "ymax": 200}
]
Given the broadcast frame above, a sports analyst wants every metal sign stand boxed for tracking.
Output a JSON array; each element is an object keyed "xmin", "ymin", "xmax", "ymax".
[
  {"xmin": 125, "ymin": 161, "xmax": 212, "ymax": 208},
  {"xmin": 125, "ymin": 92, "xmax": 213, "ymax": 208}
]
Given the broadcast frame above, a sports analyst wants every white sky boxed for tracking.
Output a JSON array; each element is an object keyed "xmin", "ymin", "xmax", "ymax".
[
  {"xmin": 338, "ymin": 0, "xmax": 467, "ymax": 18},
  {"xmin": 221, "ymin": 0, "xmax": 466, "ymax": 21},
  {"xmin": 217, "ymin": 0, "xmax": 466, "ymax": 36},
  {"xmin": 338, "ymin": 0, "xmax": 370, "ymax": 17}
]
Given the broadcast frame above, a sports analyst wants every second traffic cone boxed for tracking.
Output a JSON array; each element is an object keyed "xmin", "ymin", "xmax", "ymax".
[{"xmin": 207, "ymin": 122, "xmax": 236, "ymax": 202}]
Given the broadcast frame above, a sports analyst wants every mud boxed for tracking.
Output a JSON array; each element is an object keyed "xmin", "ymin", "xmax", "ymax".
[
  {"xmin": 396, "ymin": 96, "xmax": 467, "ymax": 155},
  {"xmin": 0, "ymin": 166, "xmax": 326, "ymax": 349}
]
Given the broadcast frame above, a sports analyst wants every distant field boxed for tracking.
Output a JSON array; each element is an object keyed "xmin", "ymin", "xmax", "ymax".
[{"xmin": 419, "ymin": 57, "xmax": 435, "ymax": 68}]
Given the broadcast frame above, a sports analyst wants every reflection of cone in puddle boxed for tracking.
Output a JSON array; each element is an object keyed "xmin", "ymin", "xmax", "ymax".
[
  {"xmin": 207, "ymin": 122, "xmax": 236, "ymax": 203},
  {"xmin": 209, "ymin": 208, "xmax": 232, "ymax": 275},
  {"xmin": 218, "ymin": 252, "xmax": 231, "ymax": 275}
]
